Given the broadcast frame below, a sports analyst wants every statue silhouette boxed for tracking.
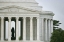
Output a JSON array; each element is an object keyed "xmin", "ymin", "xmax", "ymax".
[
  {"xmin": 11, "ymin": 27, "xmax": 15, "ymax": 40},
  {"xmin": 11, "ymin": 27, "xmax": 15, "ymax": 37}
]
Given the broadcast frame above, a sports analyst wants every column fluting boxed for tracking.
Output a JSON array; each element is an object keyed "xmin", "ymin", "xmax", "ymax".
[
  {"xmin": 44, "ymin": 18, "xmax": 47, "ymax": 41},
  {"xmin": 23, "ymin": 17, "xmax": 26, "ymax": 40},
  {"xmin": 30, "ymin": 17, "xmax": 33, "ymax": 40},
  {"xmin": 48, "ymin": 19, "xmax": 51, "ymax": 42},
  {"xmin": 37, "ymin": 17, "xmax": 40, "ymax": 40},
  {"xmin": 41, "ymin": 18, "xmax": 44, "ymax": 41},
  {"xmin": 8, "ymin": 17, "xmax": 11, "ymax": 41},
  {"xmin": 51, "ymin": 19, "xmax": 53, "ymax": 33},
  {"xmin": 1, "ymin": 17, "xmax": 4, "ymax": 41},
  {"xmin": 16, "ymin": 17, "xmax": 19, "ymax": 40}
]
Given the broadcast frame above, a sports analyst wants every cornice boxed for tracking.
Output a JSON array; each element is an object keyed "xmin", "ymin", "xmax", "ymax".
[
  {"xmin": 0, "ymin": 2, "xmax": 38, "ymax": 4},
  {"xmin": 0, "ymin": 12, "xmax": 39, "ymax": 14},
  {"xmin": 40, "ymin": 11, "xmax": 55, "ymax": 16}
]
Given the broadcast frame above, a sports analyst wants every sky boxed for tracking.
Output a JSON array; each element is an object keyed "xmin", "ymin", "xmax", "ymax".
[{"xmin": 36, "ymin": 0, "xmax": 64, "ymax": 29}]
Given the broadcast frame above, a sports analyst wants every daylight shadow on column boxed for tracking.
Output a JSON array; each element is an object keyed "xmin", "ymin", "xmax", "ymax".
[
  {"xmin": 4, "ymin": 17, "xmax": 8, "ymax": 40},
  {"xmin": 19, "ymin": 17, "xmax": 23, "ymax": 40}
]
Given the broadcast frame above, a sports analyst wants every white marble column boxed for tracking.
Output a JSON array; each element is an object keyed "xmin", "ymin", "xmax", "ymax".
[
  {"xmin": 0, "ymin": 18, "xmax": 1, "ymax": 40},
  {"xmin": 41, "ymin": 18, "xmax": 44, "ymax": 41},
  {"xmin": 45, "ymin": 18, "xmax": 47, "ymax": 41},
  {"xmin": 8, "ymin": 17, "xmax": 11, "ymax": 41},
  {"xmin": 30, "ymin": 17, "xmax": 33, "ymax": 40},
  {"xmin": 1, "ymin": 17, "xmax": 4, "ymax": 41},
  {"xmin": 37, "ymin": 17, "xmax": 40, "ymax": 40},
  {"xmin": 51, "ymin": 19, "xmax": 53, "ymax": 33},
  {"xmin": 16, "ymin": 17, "xmax": 19, "ymax": 40},
  {"xmin": 23, "ymin": 17, "xmax": 26, "ymax": 40},
  {"xmin": 48, "ymin": 19, "xmax": 51, "ymax": 41}
]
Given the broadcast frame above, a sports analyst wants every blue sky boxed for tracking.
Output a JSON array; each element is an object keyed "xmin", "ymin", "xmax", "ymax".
[{"xmin": 36, "ymin": 0, "xmax": 64, "ymax": 29}]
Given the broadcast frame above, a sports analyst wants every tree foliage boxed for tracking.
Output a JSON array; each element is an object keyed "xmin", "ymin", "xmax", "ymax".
[
  {"xmin": 50, "ymin": 28, "xmax": 64, "ymax": 42},
  {"xmin": 53, "ymin": 20, "xmax": 61, "ymax": 30},
  {"xmin": 50, "ymin": 20, "xmax": 64, "ymax": 42}
]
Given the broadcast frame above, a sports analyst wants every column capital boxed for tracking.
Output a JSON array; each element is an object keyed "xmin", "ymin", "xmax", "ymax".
[
  {"xmin": 51, "ymin": 19, "xmax": 53, "ymax": 21},
  {"xmin": 44, "ymin": 18, "xmax": 51, "ymax": 20},
  {"xmin": 1, "ymin": 17, "xmax": 4, "ymax": 19},
  {"xmin": 44, "ymin": 18, "xmax": 47, "ymax": 19},
  {"xmin": 41, "ymin": 18, "xmax": 44, "ymax": 19},
  {"xmin": 23, "ymin": 17, "xmax": 26, "ymax": 19},
  {"xmin": 36, "ymin": 17, "xmax": 40, "ymax": 19},
  {"xmin": 47, "ymin": 19, "xmax": 50, "ymax": 20},
  {"xmin": 30, "ymin": 17, "xmax": 33, "ymax": 19},
  {"xmin": 16, "ymin": 17, "xmax": 19, "ymax": 19},
  {"xmin": 8, "ymin": 17, "xmax": 11, "ymax": 19},
  {"xmin": 47, "ymin": 19, "xmax": 53, "ymax": 20},
  {"xmin": 45, "ymin": 18, "xmax": 47, "ymax": 21}
]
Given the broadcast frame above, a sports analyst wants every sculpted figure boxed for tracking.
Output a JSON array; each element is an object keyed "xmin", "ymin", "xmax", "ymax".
[{"xmin": 11, "ymin": 27, "xmax": 15, "ymax": 37}]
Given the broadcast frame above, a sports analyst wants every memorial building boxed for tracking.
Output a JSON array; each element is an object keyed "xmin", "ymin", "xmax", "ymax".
[{"xmin": 0, "ymin": 0, "xmax": 54, "ymax": 42}]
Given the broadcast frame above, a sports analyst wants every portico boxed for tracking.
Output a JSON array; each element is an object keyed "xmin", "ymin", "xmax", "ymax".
[
  {"xmin": 0, "ymin": 14, "xmax": 53, "ymax": 41},
  {"xmin": 0, "ymin": 0, "xmax": 54, "ymax": 42}
]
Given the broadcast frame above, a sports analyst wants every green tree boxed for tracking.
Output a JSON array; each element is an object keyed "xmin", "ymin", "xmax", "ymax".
[
  {"xmin": 50, "ymin": 20, "xmax": 64, "ymax": 42},
  {"xmin": 50, "ymin": 28, "xmax": 64, "ymax": 42},
  {"xmin": 53, "ymin": 20, "xmax": 61, "ymax": 30}
]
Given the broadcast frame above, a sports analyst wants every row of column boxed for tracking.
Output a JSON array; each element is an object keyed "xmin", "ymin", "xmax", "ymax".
[
  {"xmin": 1, "ymin": 17, "xmax": 53, "ymax": 41},
  {"xmin": 43, "ymin": 18, "xmax": 53, "ymax": 42},
  {"xmin": 23, "ymin": 17, "xmax": 40, "ymax": 41},
  {"xmin": 0, "ymin": 17, "xmax": 40, "ymax": 41}
]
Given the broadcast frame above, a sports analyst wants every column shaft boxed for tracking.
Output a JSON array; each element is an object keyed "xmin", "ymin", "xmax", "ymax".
[
  {"xmin": 1, "ymin": 17, "xmax": 4, "ymax": 41},
  {"xmin": 16, "ymin": 17, "xmax": 19, "ymax": 40},
  {"xmin": 45, "ymin": 18, "xmax": 47, "ymax": 41},
  {"xmin": 37, "ymin": 17, "xmax": 40, "ymax": 40},
  {"xmin": 48, "ymin": 19, "xmax": 51, "ymax": 41},
  {"xmin": 23, "ymin": 17, "xmax": 26, "ymax": 40},
  {"xmin": 30, "ymin": 17, "xmax": 33, "ymax": 40},
  {"xmin": 51, "ymin": 20, "xmax": 53, "ymax": 33},
  {"xmin": 8, "ymin": 17, "xmax": 11, "ymax": 41},
  {"xmin": 42, "ymin": 18, "xmax": 44, "ymax": 41}
]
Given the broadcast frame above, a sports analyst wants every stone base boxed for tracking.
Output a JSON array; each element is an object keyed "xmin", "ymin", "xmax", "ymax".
[{"xmin": 0, "ymin": 41, "xmax": 45, "ymax": 42}]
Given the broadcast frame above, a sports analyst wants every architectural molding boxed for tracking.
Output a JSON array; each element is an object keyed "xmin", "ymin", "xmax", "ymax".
[
  {"xmin": 0, "ymin": 5, "xmax": 54, "ymax": 16},
  {"xmin": 0, "ymin": 2, "xmax": 38, "ymax": 4},
  {"xmin": 0, "ymin": 5, "xmax": 40, "ymax": 12}
]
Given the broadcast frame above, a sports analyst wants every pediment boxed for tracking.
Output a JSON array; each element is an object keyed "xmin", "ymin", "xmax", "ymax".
[{"xmin": 0, "ymin": 5, "xmax": 40, "ymax": 13}]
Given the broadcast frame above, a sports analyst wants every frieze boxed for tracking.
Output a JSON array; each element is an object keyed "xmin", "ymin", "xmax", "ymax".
[
  {"xmin": 0, "ymin": 7, "xmax": 35, "ymax": 13},
  {"xmin": 9, "ymin": 8, "xmax": 19, "ymax": 12},
  {"xmin": 0, "ymin": 7, "xmax": 28, "ymax": 12},
  {"xmin": 0, "ymin": 5, "xmax": 39, "ymax": 13}
]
